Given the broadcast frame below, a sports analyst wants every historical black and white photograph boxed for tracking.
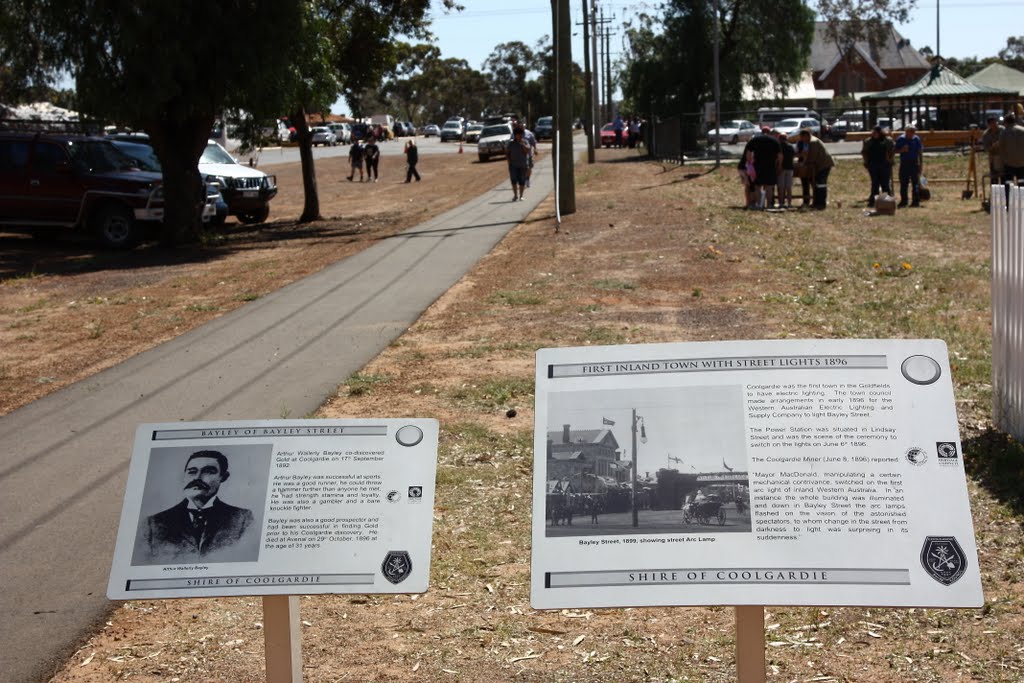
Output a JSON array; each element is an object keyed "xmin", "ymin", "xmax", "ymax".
[
  {"xmin": 131, "ymin": 444, "xmax": 272, "ymax": 565},
  {"xmin": 543, "ymin": 385, "xmax": 751, "ymax": 537}
]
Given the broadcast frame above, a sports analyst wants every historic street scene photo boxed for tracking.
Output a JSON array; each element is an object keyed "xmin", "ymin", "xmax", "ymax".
[{"xmin": 544, "ymin": 385, "xmax": 751, "ymax": 537}]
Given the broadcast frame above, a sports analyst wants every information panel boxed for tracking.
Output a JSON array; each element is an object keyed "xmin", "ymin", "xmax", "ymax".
[
  {"xmin": 108, "ymin": 419, "xmax": 437, "ymax": 599},
  {"xmin": 530, "ymin": 340, "xmax": 983, "ymax": 609}
]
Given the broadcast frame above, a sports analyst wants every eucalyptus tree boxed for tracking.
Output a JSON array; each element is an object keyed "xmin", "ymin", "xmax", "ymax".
[{"xmin": 0, "ymin": 0, "xmax": 459, "ymax": 239}]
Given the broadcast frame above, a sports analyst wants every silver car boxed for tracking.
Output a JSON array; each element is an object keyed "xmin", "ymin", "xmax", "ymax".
[
  {"xmin": 311, "ymin": 126, "xmax": 337, "ymax": 146},
  {"xmin": 707, "ymin": 120, "xmax": 757, "ymax": 144}
]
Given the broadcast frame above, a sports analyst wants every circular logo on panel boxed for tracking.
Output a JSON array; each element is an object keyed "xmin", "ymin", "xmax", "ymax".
[{"xmin": 905, "ymin": 446, "xmax": 928, "ymax": 466}]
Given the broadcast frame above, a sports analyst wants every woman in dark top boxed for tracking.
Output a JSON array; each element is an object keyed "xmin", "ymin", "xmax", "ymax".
[
  {"xmin": 506, "ymin": 126, "xmax": 530, "ymax": 201},
  {"xmin": 404, "ymin": 139, "xmax": 420, "ymax": 182},
  {"xmin": 364, "ymin": 137, "xmax": 380, "ymax": 182}
]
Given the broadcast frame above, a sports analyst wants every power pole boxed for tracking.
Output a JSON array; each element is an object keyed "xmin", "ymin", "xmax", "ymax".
[
  {"xmin": 713, "ymin": 0, "xmax": 721, "ymax": 167},
  {"xmin": 591, "ymin": 1, "xmax": 600, "ymax": 136},
  {"xmin": 592, "ymin": 6, "xmax": 612, "ymax": 129},
  {"xmin": 604, "ymin": 10, "xmax": 613, "ymax": 121},
  {"xmin": 579, "ymin": 2, "xmax": 595, "ymax": 163},
  {"xmin": 551, "ymin": 0, "xmax": 575, "ymax": 214}
]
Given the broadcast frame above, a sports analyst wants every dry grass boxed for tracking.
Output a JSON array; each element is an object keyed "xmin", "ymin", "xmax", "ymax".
[{"xmin": 49, "ymin": 148, "xmax": 1023, "ymax": 683}]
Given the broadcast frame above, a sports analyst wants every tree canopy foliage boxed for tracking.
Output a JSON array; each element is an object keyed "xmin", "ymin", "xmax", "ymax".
[
  {"xmin": 0, "ymin": 0, "xmax": 449, "ymax": 238},
  {"xmin": 621, "ymin": 0, "xmax": 815, "ymax": 117}
]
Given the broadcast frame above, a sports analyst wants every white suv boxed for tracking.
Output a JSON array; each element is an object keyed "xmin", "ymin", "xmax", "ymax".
[{"xmin": 198, "ymin": 141, "xmax": 277, "ymax": 224}]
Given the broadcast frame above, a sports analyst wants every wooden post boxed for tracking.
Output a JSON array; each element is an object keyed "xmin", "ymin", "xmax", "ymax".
[
  {"xmin": 263, "ymin": 595, "xmax": 302, "ymax": 683},
  {"xmin": 735, "ymin": 605, "xmax": 766, "ymax": 683}
]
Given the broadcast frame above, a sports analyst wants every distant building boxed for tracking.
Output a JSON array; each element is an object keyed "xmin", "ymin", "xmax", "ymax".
[
  {"xmin": 967, "ymin": 63, "xmax": 1024, "ymax": 97},
  {"xmin": 810, "ymin": 22, "xmax": 930, "ymax": 97},
  {"xmin": 546, "ymin": 424, "xmax": 625, "ymax": 492}
]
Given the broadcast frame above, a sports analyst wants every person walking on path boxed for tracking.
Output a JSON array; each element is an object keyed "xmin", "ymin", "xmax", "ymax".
[
  {"xmin": 347, "ymin": 139, "xmax": 365, "ymax": 182},
  {"xmin": 364, "ymin": 137, "xmax": 380, "ymax": 182},
  {"xmin": 404, "ymin": 139, "xmax": 421, "ymax": 183},
  {"xmin": 861, "ymin": 125, "xmax": 894, "ymax": 206},
  {"xmin": 523, "ymin": 126, "xmax": 538, "ymax": 188},
  {"xmin": 506, "ymin": 126, "xmax": 531, "ymax": 201},
  {"xmin": 895, "ymin": 125, "xmax": 924, "ymax": 207},
  {"xmin": 798, "ymin": 128, "xmax": 835, "ymax": 210}
]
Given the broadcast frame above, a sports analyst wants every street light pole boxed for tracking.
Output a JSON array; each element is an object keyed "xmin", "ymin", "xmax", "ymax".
[{"xmin": 631, "ymin": 408, "xmax": 639, "ymax": 527}]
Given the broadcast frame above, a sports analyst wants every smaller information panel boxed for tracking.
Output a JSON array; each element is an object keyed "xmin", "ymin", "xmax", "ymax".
[
  {"xmin": 531, "ymin": 340, "xmax": 983, "ymax": 609},
  {"xmin": 108, "ymin": 419, "xmax": 437, "ymax": 599}
]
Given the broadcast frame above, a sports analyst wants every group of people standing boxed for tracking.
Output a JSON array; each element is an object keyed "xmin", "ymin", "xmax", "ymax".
[
  {"xmin": 738, "ymin": 127, "xmax": 834, "ymax": 210},
  {"xmin": 860, "ymin": 124, "xmax": 925, "ymax": 208},
  {"xmin": 611, "ymin": 114, "xmax": 644, "ymax": 148},
  {"xmin": 344, "ymin": 136, "xmax": 421, "ymax": 183},
  {"xmin": 982, "ymin": 112, "xmax": 1024, "ymax": 188}
]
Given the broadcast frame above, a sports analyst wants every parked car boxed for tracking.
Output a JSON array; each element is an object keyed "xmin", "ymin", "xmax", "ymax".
[
  {"xmin": 310, "ymin": 126, "xmax": 337, "ymax": 146},
  {"xmin": 423, "ymin": 123, "xmax": 440, "ymax": 137},
  {"xmin": 599, "ymin": 122, "xmax": 620, "ymax": 147},
  {"xmin": 440, "ymin": 121, "xmax": 464, "ymax": 142},
  {"xmin": 111, "ymin": 139, "xmax": 223, "ymax": 224},
  {"xmin": 773, "ymin": 118, "xmax": 821, "ymax": 140},
  {"xmin": 707, "ymin": 119, "xmax": 758, "ymax": 144},
  {"xmin": 198, "ymin": 140, "xmax": 277, "ymax": 224},
  {"xmin": 0, "ymin": 132, "xmax": 164, "ymax": 248},
  {"xmin": 477, "ymin": 122, "xmax": 513, "ymax": 162},
  {"xmin": 463, "ymin": 123, "xmax": 484, "ymax": 144},
  {"xmin": 328, "ymin": 122, "xmax": 351, "ymax": 144},
  {"xmin": 534, "ymin": 116, "xmax": 553, "ymax": 140},
  {"xmin": 401, "ymin": 121, "xmax": 415, "ymax": 137}
]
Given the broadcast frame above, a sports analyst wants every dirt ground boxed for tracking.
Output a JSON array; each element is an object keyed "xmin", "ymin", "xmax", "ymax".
[
  {"xmin": 0, "ymin": 150, "xmax": 509, "ymax": 416},
  {"xmin": 16, "ymin": 146, "xmax": 1024, "ymax": 682}
]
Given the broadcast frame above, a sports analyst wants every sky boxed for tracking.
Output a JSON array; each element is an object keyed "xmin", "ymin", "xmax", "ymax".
[
  {"xmin": 419, "ymin": 1, "xmax": 1022, "ymax": 78},
  {"xmin": 332, "ymin": 1, "xmax": 1020, "ymax": 114},
  {"xmin": 547, "ymin": 385, "xmax": 748, "ymax": 479}
]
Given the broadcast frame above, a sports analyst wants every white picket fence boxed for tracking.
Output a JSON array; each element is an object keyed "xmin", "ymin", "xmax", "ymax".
[{"xmin": 991, "ymin": 185, "xmax": 1024, "ymax": 441}]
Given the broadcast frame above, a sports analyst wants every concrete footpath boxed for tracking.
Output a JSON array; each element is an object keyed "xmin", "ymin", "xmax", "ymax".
[{"xmin": 0, "ymin": 157, "xmax": 556, "ymax": 682}]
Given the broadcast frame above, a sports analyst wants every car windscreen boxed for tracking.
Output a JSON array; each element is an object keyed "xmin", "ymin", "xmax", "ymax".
[
  {"xmin": 111, "ymin": 141, "xmax": 162, "ymax": 172},
  {"xmin": 443, "ymin": 122, "xmax": 461, "ymax": 129},
  {"xmin": 201, "ymin": 142, "xmax": 236, "ymax": 165},
  {"xmin": 776, "ymin": 119, "xmax": 802, "ymax": 128},
  {"xmin": 481, "ymin": 125, "xmax": 511, "ymax": 138},
  {"xmin": 67, "ymin": 140, "xmax": 139, "ymax": 173},
  {"xmin": 537, "ymin": 117, "xmax": 552, "ymax": 125}
]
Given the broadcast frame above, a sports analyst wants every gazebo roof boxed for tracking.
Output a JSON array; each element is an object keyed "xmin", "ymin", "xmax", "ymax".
[
  {"xmin": 967, "ymin": 63, "xmax": 1024, "ymax": 96},
  {"xmin": 862, "ymin": 64, "xmax": 1015, "ymax": 101}
]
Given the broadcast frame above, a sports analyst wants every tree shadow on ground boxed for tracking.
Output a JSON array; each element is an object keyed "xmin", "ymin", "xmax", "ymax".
[
  {"xmin": 0, "ymin": 217, "xmax": 397, "ymax": 280},
  {"xmin": 963, "ymin": 428, "xmax": 1024, "ymax": 519}
]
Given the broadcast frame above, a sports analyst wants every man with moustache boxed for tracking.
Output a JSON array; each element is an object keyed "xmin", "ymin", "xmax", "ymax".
[{"xmin": 136, "ymin": 450, "xmax": 257, "ymax": 564}]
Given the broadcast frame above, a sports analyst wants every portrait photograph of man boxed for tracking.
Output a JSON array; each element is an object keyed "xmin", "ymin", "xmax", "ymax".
[{"xmin": 131, "ymin": 444, "xmax": 272, "ymax": 566}]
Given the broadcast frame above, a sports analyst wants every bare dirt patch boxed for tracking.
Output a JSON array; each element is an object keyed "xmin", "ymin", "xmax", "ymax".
[{"xmin": 46, "ymin": 148, "xmax": 1024, "ymax": 682}]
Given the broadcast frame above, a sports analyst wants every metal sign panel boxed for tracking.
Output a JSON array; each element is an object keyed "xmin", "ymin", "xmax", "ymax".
[
  {"xmin": 531, "ymin": 340, "xmax": 982, "ymax": 609},
  {"xmin": 108, "ymin": 419, "xmax": 438, "ymax": 599}
]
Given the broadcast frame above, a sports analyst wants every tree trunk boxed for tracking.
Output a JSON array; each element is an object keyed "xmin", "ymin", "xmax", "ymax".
[
  {"xmin": 291, "ymin": 105, "xmax": 321, "ymax": 223},
  {"xmin": 146, "ymin": 115, "xmax": 211, "ymax": 246}
]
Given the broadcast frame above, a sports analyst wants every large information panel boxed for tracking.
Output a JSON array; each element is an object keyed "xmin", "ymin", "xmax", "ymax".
[
  {"xmin": 531, "ymin": 340, "xmax": 983, "ymax": 609},
  {"xmin": 108, "ymin": 419, "xmax": 437, "ymax": 599}
]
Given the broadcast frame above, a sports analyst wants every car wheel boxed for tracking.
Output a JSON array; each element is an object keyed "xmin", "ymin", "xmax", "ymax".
[
  {"xmin": 237, "ymin": 205, "xmax": 270, "ymax": 225},
  {"xmin": 478, "ymin": 153, "xmax": 489, "ymax": 162},
  {"xmin": 209, "ymin": 214, "xmax": 227, "ymax": 228},
  {"xmin": 730, "ymin": 135, "xmax": 738, "ymax": 144},
  {"xmin": 93, "ymin": 204, "xmax": 141, "ymax": 249}
]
